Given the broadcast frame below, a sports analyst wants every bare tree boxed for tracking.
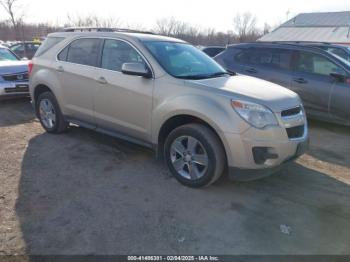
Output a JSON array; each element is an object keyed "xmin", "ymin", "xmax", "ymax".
[
  {"xmin": 0, "ymin": 0, "xmax": 24, "ymax": 40},
  {"xmin": 154, "ymin": 17, "xmax": 205, "ymax": 44},
  {"xmin": 233, "ymin": 12, "xmax": 260, "ymax": 42},
  {"xmin": 65, "ymin": 14, "xmax": 121, "ymax": 28},
  {"xmin": 154, "ymin": 17, "xmax": 179, "ymax": 36}
]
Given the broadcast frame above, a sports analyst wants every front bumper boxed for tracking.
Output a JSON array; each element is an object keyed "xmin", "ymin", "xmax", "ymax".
[
  {"xmin": 228, "ymin": 138, "xmax": 309, "ymax": 181},
  {"xmin": 222, "ymin": 112, "xmax": 309, "ymax": 181},
  {"xmin": 0, "ymin": 81, "xmax": 29, "ymax": 97}
]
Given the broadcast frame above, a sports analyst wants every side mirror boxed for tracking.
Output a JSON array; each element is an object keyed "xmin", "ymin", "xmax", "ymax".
[
  {"xmin": 121, "ymin": 63, "xmax": 152, "ymax": 78},
  {"xmin": 330, "ymin": 73, "xmax": 350, "ymax": 85}
]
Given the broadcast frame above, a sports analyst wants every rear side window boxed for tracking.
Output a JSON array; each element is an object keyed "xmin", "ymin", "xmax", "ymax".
[
  {"xmin": 235, "ymin": 47, "xmax": 292, "ymax": 70},
  {"xmin": 235, "ymin": 49, "xmax": 252, "ymax": 64},
  {"xmin": 63, "ymin": 38, "xmax": 101, "ymax": 67},
  {"xmin": 35, "ymin": 37, "xmax": 64, "ymax": 57}
]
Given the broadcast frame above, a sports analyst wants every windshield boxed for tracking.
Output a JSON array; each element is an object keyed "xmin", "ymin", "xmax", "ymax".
[
  {"xmin": 144, "ymin": 41, "xmax": 228, "ymax": 79},
  {"xmin": 0, "ymin": 48, "xmax": 19, "ymax": 61}
]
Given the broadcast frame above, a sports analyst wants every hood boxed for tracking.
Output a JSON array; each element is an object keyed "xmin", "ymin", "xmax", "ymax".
[
  {"xmin": 0, "ymin": 60, "xmax": 29, "ymax": 75},
  {"xmin": 185, "ymin": 75, "xmax": 301, "ymax": 112}
]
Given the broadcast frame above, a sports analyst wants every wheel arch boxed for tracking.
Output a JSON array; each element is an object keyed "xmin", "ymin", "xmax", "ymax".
[
  {"xmin": 33, "ymin": 84, "xmax": 53, "ymax": 103},
  {"xmin": 156, "ymin": 114, "xmax": 229, "ymax": 165}
]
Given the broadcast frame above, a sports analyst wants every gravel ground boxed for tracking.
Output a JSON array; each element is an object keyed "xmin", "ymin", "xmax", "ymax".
[{"xmin": 0, "ymin": 98, "xmax": 349, "ymax": 255}]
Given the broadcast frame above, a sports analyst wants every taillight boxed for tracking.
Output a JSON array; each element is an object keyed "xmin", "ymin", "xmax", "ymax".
[{"xmin": 28, "ymin": 61, "xmax": 34, "ymax": 75}]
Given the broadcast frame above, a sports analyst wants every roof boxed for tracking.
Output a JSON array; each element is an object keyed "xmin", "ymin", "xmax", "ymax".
[
  {"xmin": 259, "ymin": 11, "xmax": 350, "ymax": 44},
  {"xmin": 282, "ymin": 11, "xmax": 350, "ymax": 27},
  {"xmin": 49, "ymin": 31, "xmax": 185, "ymax": 43},
  {"xmin": 228, "ymin": 42, "xmax": 328, "ymax": 53}
]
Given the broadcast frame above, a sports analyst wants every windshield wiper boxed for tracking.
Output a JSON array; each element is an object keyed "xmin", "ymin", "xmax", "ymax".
[
  {"xmin": 178, "ymin": 72, "xmax": 231, "ymax": 80},
  {"xmin": 206, "ymin": 72, "xmax": 229, "ymax": 78},
  {"xmin": 226, "ymin": 69, "xmax": 236, "ymax": 76}
]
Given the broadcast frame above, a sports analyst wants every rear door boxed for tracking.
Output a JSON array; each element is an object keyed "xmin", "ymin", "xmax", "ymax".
[
  {"xmin": 55, "ymin": 38, "xmax": 103, "ymax": 125},
  {"xmin": 251, "ymin": 47, "xmax": 293, "ymax": 88},
  {"xmin": 233, "ymin": 47, "xmax": 293, "ymax": 88},
  {"xmin": 290, "ymin": 51, "xmax": 344, "ymax": 116}
]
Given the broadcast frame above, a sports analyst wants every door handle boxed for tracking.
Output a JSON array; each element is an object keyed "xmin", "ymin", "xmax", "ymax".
[
  {"xmin": 293, "ymin": 77, "xmax": 308, "ymax": 84},
  {"xmin": 245, "ymin": 68, "xmax": 257, "ymax": 74},
  {"xmin": 96, "ymin": 76, "xmax": 108, "ymax": 85},
  {"xmin": 56, "ymin": 66, "xmax": 64, "ymax": 73}
]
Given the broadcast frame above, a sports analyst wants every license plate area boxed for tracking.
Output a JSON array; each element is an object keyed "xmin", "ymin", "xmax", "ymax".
[{"xmin": 5, "ymin": 84, "xmax": 29, "ymax": 93}]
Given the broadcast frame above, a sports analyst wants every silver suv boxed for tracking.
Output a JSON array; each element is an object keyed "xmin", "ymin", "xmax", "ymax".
[{"xmin": 29, "ymin": 29, "xmax": 309, "ymax": 188}]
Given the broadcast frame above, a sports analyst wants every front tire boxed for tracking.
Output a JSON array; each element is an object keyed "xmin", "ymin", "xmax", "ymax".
[
  {"xmin": 164, "ymin": 124, "xmax": 226, "ymax": 188},
  {"xmin": 36, "ymin": 91, "xmax": 68, "ymax": 133}
]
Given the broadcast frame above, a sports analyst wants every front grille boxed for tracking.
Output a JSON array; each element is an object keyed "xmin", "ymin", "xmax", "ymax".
[
  {"xmin": 5, "ymin": 86, "xmax": 29, "ymax": 93},
  {"xmin": 2, "ymin": 72, "xmax": 29, "ymax": 82},
  {"xmin": 281, "ymin": 106, "xmax": 302, "ymax": 117},
  {"xmin": 286, "ymin": 125, "xmax": 305, "ymax": 139}
]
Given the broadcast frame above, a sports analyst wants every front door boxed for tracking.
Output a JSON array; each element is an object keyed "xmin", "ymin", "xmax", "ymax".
[
  {"xmin": 290, "ymin": 51, "xmax": 342, "ymax": 117},
  {"xmin": 94, "ymin": 39, "xmax": 154, "ymax": 141},
  {"xmin": 330, "ymin": 78, "xmax": 350, "ymax": 122}
]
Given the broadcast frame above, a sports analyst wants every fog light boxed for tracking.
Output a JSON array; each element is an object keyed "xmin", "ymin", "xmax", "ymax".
[{"xmin": 253, "ymin": 147, "xmax": 278, "ymax": 165}]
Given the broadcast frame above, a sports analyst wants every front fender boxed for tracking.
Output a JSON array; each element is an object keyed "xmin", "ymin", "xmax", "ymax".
[{"xmin": 151, "ymin": 94, "xmax": 249, "ymax": 144}]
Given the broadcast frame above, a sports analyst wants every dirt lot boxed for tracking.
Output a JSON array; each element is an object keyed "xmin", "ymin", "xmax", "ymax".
[{"xmin": 0, "ymin": 98, "xmax": 350, "ymax": 255}]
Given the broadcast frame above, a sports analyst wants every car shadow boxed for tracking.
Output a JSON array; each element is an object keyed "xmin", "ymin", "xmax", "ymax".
[
  {"xmin": 15, "ymin": 127, "xmax": 350, "ymax": 255},
  {"xmin": 0, "ymin": 98, "xmax": 36, "ymax": 127},
  {"xmin": 307, "ymin": 119, "xmax": 350, "ymax": 168}
]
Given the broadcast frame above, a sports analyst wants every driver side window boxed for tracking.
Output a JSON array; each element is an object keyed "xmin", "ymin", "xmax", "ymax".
[
  {"xmin": 101, "ymin": 39, "xmax": 146, "ymax": 72},
  {"xmin": 295, "ymin": 51, "xmax": 346, "ymax": 76}
]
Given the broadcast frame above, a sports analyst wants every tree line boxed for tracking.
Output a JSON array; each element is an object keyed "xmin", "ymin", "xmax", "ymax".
[{"xmin": 0, "ymin": 0, "xmax": 273, "ymax": 45}]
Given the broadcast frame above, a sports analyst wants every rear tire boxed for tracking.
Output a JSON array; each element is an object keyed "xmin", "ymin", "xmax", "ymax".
[
  {"xmin": 164, "ymin": 123, "xmax": 226, "ymax": 188},
  {"xmin": 36, "ymin": 91, "xmax": 68, "ymax": 133}
]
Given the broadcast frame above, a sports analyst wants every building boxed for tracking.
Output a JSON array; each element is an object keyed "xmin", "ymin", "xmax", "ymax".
[{"xmin": 259, "ymin": 11, "xmax": 350, "ymax": 45}]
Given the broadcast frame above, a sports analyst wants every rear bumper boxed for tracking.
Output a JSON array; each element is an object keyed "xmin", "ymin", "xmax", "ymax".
[
  {"xmin": 228, "ymin": 138, "xmax": 309, "ymax": 181},
  {"xmin": 0, "ymin": 81, "xmax": 29, "ymax": 97}
]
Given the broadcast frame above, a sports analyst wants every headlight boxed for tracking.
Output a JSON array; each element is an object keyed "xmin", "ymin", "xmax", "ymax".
[{"xmin": 231, "ymin": 100, "xmax": 279, "ymax": 129}]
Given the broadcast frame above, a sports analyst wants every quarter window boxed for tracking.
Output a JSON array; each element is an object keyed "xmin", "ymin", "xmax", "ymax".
[
  {"xmin": 58, "ymin": 46, "xmax": 69, "ymax": 61},
  {"xmin": 36, "ymin": 37, "xmax": 64, "ymax": 57},
  {"xmin": 295, "ymin": 52, "xmax": 346, "ymax": 76},
  {"xmin": 101, "ymin": 39, "xmax": 146, "ymax": 72},
  {"xmin": 63, "ymin": 38, "xmax": 101, "ymax": 67}
]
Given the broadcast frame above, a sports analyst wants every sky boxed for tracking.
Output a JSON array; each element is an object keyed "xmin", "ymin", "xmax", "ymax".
[{"xmin": 1, "ymin": 0, "xmax": 350, "ymax": 31}]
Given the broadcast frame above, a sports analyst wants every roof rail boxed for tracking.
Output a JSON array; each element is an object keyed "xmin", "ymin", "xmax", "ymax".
[
  {"xmin": 269, "ymin": 41, "xmax": 331, "ymax": 45},
  {"xmin": 62, "ymin": 27, "xmax": 155, "ymax": 35},
  {"xmin": 229, "ymin": 41, "xmax": 334, "ymax": 51}
]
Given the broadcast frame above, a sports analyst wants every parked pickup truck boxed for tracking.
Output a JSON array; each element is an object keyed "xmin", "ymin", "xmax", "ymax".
[{"xmin": 29, "ymin": 29, "xmax": 309, "ymax": 188}]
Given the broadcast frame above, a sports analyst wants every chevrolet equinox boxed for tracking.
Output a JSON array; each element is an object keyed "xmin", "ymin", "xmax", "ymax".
[{"xmin": 29, "ymin": 29, "xmax": 309, "ymax": 188}]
